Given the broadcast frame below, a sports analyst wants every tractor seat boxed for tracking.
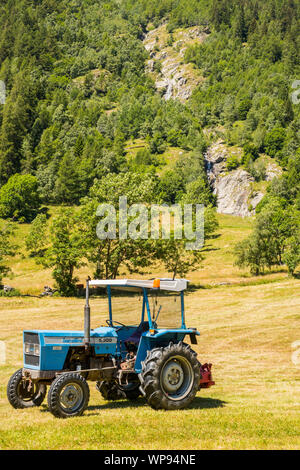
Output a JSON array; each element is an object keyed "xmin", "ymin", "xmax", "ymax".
[{"xmin": 125, "ymin": 321, "xmax": 149, "ymax": 347}]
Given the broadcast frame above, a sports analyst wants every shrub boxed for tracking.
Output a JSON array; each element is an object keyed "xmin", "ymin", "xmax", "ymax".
[
  {"xmin": 226, "ymin": 155, "xmax": 240, "ymax": 171},
  {"xmin": 247, "ymin": 159, "xmax": 267, "ymax": 182},
  {"xmin": 135, "ymin": 148, "xmax": 160, "ymax": 167},
  {"xmin": 0, "ymin": 288, "xmax": 21, "ymax": 297},
  {"xmin": 264, "ymin": 128, "xmax": 286, "ymax": 157}
]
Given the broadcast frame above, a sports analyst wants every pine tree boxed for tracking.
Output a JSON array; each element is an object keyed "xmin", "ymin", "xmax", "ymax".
[
  {"xmin": 54, "ymin": 153, "xmax": 81, "ymax": 204},
  {"xmin": 235, "ymin": 3, "xmax": 248, "ymax": 42},
  {"xmin": 0, "ymin": 70, "xmax": 36, "ymax": 184}
]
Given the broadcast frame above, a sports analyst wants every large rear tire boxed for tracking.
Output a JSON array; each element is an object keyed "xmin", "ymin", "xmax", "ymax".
[
  {"xmin": 48, "ymin": 373, "xmax": 90, "ymax": 418},
  {"xmin": 7, "ymin": 369, "xmax": 46, "ymax": 409},
  {"xmin": 140, "ymin": 342, "xmax": 200, "ymax": 410}
]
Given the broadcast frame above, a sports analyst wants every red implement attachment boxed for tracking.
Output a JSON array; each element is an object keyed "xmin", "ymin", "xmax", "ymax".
[{"xmin": 199, "ymin": 363, "xmax": 215, "ymax": 389}]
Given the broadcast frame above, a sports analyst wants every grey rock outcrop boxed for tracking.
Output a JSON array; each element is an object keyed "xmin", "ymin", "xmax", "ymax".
[
  {"xmin": 205, "ymin": 143, "xmax": 264, "ymax": 217},
  {"xmin": 214, "ymin": 169, "xmax": 264, "ymax": 217},
  {"xmin": 143, "ymin": 24, "xmax": 281, "ymax": 217},
  {"xmin": 265, "ymin": 162, "xmax": 282, "ymax": 181},
  {"xmin": 143, "ymin": 24, "xmax": 208, "ymax": 102}
]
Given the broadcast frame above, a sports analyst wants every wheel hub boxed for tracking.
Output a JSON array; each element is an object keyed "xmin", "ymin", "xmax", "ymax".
[
  {"xmin": 162, "ymin": 361, "xmax": 184, "ymax": 392},
  {"xmin": 160, "ymin": 355, "xmax": 195, "ymax": 401},
  {"xmin": 60, "ymin": 384, "xmax": 83, "ymax": 411}
]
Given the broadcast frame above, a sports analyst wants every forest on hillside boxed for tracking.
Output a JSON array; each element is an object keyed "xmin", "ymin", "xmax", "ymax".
[
  {"xmin": 0, "ymin": 0, "xmax": 299, "ymax": 291},
  {"xmin": 0, "ymin": 0, "xmax": 299, "ymax": 201}
]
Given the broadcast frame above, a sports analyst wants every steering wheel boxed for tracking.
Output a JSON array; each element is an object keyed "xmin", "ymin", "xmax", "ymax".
[{"xmin": 106, "ymin": 319, "xmax": 126, "ymax": 327}]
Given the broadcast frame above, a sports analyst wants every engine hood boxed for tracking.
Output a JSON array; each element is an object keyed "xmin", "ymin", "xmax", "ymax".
[
  {"xmin": 24, "ymin": 327, "xmax": 117, "ymax": 346},
  {"xmin": 23, "ymin": 327, "xmax": 118, "ymax": 371}
]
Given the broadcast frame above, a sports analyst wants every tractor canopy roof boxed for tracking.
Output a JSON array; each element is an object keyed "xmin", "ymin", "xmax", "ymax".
[{"xmin": 89, "ymin": 278, "xmax": 188, "ymax": 292}]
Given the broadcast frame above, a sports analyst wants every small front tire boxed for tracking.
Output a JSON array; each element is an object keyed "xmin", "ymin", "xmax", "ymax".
[
  {"xmin": 7, "ymin": 369, "xmax": 47, "ymax": 409},
  {"xmin": 48, "ymin": 373, "xmax": 90, "ymax": 418}
]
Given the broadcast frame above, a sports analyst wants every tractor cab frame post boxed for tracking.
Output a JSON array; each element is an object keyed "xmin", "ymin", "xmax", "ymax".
[
  {"xmin": 181, "ymin": 291, "xmax": 186, "ymax": 329},
  {"xmin": 84, "ymin": 277, "xmax": 91, "ymax": 350},
  {"xmin": 107, "ymin": 285, "xmax": 113, "ymax": 326}
]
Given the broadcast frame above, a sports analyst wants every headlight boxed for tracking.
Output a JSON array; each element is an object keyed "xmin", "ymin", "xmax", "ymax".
[{"xmin": 24, "ymin": 343, "xmax": 40, "ymax": 356}]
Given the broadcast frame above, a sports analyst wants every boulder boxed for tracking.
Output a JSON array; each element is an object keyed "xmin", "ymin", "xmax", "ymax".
[
  {"xmin": 205, "ymin": 142, "xmax": 266, "ymax": 217},
  {"xmin": 3, "ymin": 285, "xmax": 14, "ymax": 293}
]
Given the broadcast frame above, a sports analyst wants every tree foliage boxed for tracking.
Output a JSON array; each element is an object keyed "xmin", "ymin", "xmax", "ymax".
[
  {"xmin": 41, "ymin": 209, "xmax": 84, "ymax": 296},
  {"xmin": 0, "ymin": 174, "xmax": 40, "ymax": 222},
  {"xmin": 0, "ymin": 0, "xmax": 298, "ymax": 287},
  {"xmin": 0, "ymin": 222, "xmax": 17, "ymax": 282},
  {"xmin": 25, "ymin": 213, "xmax": 48, "ymax": 257},
  {"xmin": 235, "ymin": 198, "xmax": 300, "ymax": 276}
]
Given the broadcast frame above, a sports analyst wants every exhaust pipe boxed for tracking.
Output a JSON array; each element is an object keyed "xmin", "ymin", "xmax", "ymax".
[{"xmin": 84, "ymin": 277, "xmax": 91, "ymax": 351}]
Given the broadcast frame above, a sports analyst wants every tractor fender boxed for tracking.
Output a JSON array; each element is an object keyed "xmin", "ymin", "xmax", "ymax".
[{"xmin": 134, "ymin": 329, "xmax": 200, "ymax": 373}]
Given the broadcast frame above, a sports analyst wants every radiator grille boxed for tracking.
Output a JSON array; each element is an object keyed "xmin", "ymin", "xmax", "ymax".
[
  {"xmin": 24, "ymin": 332, "xmax": 39, "ymax": 344},
  {"xmin": 24, "ymin": 354, "xmax": 39, "ymax": 366}
]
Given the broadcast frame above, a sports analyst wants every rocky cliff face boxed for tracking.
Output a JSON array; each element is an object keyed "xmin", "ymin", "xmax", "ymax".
[
  {"xmin": 205, "ymin": 142, "xmax": 281, "ymax": 217},
  {"xmin": 142, "ymin": 24, "xmax": 281, "ymax": 217},
  {"xmin": 143, "ymin": 23, "xmax": 208, "ymax": 102}
]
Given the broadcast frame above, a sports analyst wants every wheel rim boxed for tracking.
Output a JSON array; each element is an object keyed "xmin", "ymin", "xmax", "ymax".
[
  {"xmin": 59, "ymin": 383, "xmax": 84, "ymax": 412},
  {"xmin": 160, "ymin": 356, "xmax": 194, "ymax": 401}
]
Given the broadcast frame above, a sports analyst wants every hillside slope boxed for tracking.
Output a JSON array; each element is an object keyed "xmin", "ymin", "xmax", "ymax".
[
  {"xmin": 2, "ymin": 212, "xmax": 293, "ymax": 295},
  {"xmin": 0, "ymin": 0, "xmax": 298, "ymax": 213}
]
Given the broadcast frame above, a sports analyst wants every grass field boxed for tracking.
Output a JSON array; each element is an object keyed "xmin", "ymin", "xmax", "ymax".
[
  {"xmin": 0, "ymin": 278, "xmax": 299, "ymax": 450},
  {"xmin": 0, "ymin": 213, "xmax": 299, "ymax": 449}
]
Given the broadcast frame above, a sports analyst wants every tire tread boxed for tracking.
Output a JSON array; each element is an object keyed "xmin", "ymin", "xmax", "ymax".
[{"xmin": 140, "ymin": 342, "xmax": 200, "ymax": 410}]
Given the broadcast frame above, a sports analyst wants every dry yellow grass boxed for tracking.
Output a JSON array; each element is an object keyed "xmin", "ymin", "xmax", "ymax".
[
  {"xmin": 1, "ymin": 211, "xmax": 299, "ymax": 449},
  {"xmin": 0, "ymin": 279, "xmax": 299, "ymax": 449}
]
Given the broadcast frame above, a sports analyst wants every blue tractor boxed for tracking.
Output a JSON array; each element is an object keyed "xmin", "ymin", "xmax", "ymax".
[{"xmin": 7, "ymin": 278, "xmax": 214, "ymax": 418}]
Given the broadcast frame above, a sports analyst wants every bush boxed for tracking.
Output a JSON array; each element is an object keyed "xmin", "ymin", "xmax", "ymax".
[
  {"xmin": 247, "ymin": 159, "xmax": 267, "ymax": 182},
  {"xmin": 153, "ymin": 61, "xmax": 162, "ymax": 73},
  {"xmin": 0, "ymin": 288, "xmax": 21, "ymax": 297},
  {"xmin": 226, "ymin": 155, "xmax": 240, "ymax": 171},
  {"xmin": 135, "ymin": 148, "xmax": 160, "ymax": 167},
  {"xmin": 264, "ymin": 128, "xmax": 286, "ymax": 157},
  {"xmin": 237, "ymin": 98, "xmax": 252, "ymax": 120},
  {"xmin": 0, "ymin": 174, "xmax": 40, "ymax": 222},
  {"xmin": 242, "ymin": 143, "xmax": 259, "ymax": 162}
]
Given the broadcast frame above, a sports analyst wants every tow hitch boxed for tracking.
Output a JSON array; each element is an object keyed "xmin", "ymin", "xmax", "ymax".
[{"xmin": 199, "ymin": 363, "xmax": 215, "ymax": 389}]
